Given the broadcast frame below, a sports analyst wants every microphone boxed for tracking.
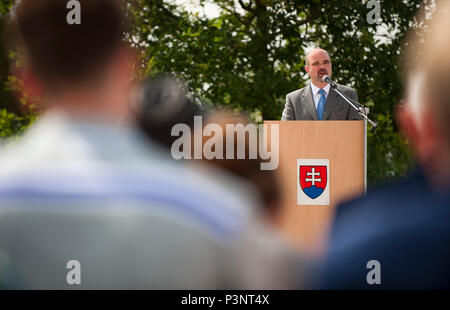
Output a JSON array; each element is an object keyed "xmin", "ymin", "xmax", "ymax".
[
  {"xmin": 322, "ymin": 75, "xmax": 337, "ymax": 88},
  {"xmin": 320, "ymin": 75, "xmax": 378, "ymax": 127}
]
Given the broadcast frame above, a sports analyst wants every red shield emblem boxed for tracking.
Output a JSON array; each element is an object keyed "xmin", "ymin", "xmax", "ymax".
[{"xmin": 299, "ymin": 166, "xmax": 327, "ymax": 199}]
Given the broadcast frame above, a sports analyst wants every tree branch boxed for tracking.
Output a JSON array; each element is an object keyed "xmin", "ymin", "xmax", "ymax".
[{"xmin": 238, "ymin": 0, "xmax": 257, "ymax": 15}]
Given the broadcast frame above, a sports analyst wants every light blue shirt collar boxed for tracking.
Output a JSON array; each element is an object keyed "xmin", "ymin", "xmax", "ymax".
[{"xmin": 310, "ymin": 82, "xmax": 330, "ymax": 97}]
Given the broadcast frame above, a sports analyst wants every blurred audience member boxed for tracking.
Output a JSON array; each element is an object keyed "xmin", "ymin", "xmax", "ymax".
[
  {"xmin": 319, "ymin": 0, "xmax": 450, "ymax": 289},
  {"xmin": 200, "ymin": 110, "xmax": 282, "ymax": 227},
  {"xmin": 0, "ymin": 0, "xmax": 300, "ymax": 289},
  {"xmin": 136, "ymin": 75, "xmax": 202, "ymax": 149}
]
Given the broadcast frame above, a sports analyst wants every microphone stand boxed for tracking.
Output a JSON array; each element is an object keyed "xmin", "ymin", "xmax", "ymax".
[{"xmin": 328, "ymin": 83, "xmax": 378, "ymax": 128}]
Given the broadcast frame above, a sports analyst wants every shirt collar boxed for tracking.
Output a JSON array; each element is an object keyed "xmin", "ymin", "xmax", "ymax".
[{"xmin": 310, "ymin": 82, "xmax": 331, "ymax": 96}]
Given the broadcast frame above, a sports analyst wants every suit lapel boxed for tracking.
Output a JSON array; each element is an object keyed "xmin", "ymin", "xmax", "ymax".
[
  {"xmin": 323, "ymin": 87, "xmax": 340, "ymax": 120},
  {"xmin": 302, "ymin": 84, "xmax": 318, "ymax": 120}
]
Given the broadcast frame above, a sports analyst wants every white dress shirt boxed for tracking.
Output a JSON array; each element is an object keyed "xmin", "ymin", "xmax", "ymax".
[{"xmin": 310, "ymin": 82, "xmax": 331, "ymax": 110}]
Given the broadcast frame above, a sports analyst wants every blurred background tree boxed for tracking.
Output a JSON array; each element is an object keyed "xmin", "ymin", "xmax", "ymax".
[
  {"xmin": 0, "ymin": 0, "xmax": 36, "ymax": 138},
  {"xmin": 1, "ymin": 0, "xmax": 435, "ymax": 185}
]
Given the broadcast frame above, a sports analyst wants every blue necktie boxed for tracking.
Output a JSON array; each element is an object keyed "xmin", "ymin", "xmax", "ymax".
[{"xmin": 317, "ymin": 88, "xmax": 326, "ymax": 120}]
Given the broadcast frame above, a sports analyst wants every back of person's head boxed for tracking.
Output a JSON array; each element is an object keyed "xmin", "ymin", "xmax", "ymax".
[
  {"xmin": 201, "ymin": 110, "xmax": 282, "ymax": 225},
  {"xmin": 9, "ymin": 0, "xmax": 128, "ymax": 93},
  {"xmin": 400, "ymin": 0, "xmax": 450, "ymax": 186},
  {"xmin": 137, "ymin": 75, "xmax": 203, "ymax": 149}
]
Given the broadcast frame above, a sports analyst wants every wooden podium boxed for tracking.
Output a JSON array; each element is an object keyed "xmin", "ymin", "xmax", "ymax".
[{"xmin": 264, "ymin": 120, "xmax": 366, "ymax": 257}]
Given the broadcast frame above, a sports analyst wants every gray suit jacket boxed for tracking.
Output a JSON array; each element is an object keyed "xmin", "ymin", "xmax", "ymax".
[{"xmin": 281, "ymin": 83, "xmax": 363, "ymax": 120}]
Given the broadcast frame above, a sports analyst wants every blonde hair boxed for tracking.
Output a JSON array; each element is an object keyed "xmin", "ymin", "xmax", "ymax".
[{"xmin": 405, "ymin": 0, "xmax": 450, "ymax": 144}]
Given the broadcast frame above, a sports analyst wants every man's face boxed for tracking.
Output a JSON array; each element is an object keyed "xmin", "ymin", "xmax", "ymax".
[{"xmin": 305, "ymin": 49, "xmax": 332, "ymax": 85}]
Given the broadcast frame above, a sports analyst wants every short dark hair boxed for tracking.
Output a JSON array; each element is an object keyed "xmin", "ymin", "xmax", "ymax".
[{"xmin": 10, "ymin": 0, "xmax": 128, "ymax": 89}]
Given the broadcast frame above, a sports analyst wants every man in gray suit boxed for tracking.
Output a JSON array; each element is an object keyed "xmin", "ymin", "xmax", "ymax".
[{"xmin": 282, "ymin": 48, "xmax": 362, "ymax": 121}]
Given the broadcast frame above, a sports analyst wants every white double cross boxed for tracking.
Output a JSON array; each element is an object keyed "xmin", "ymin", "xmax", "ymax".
[{"xmin": 305, "ymin": 168, "xmax": 322, "ymax": 186}]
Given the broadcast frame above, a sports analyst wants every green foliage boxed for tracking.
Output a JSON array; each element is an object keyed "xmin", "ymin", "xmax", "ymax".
[
  {"xmin": 129, "ymin": 0, "xmax": 425, "ymax": 185},
  {"xmin": 367, "ymin": 112, "xmax": 413, "ymax": 185},
  {"xmin": 0, "ymin": 3, "xmax": 36, "ymax": 139},
  {"xmin": 0, "ymin": 0, "xmax": 429, "ymax": 184},
  {"xmin": 0, "ymin": 0, "xmax": 14, "ymax": 16},
  {"xmin": 0, "ymin": 108, "xmax": 34, "ymax": 138}
]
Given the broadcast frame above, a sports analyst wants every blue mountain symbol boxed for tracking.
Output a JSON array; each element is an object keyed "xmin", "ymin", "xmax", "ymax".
[{"xmin": 303, "ymin": 185, "xmax": 324, "ymax": 199}]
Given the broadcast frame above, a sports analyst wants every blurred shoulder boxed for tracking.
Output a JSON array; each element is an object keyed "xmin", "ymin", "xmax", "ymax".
[
  {"xmin": 331, "ymin": 168, "xmax": 450, "ymax": 243},
  {"xmin": 335, "ymin": 169, "xmax": 425, "ymax": 219}
]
